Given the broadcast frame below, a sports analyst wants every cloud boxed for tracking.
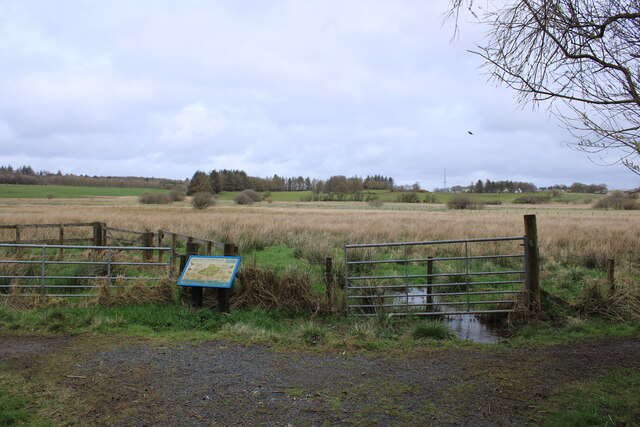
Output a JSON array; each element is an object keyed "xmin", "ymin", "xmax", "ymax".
[{"xmin": 0, "ymin": 0, "xmax": 636, "ymax": 189}]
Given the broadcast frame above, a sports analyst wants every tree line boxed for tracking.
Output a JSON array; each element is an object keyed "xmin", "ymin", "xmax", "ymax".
[
  {"xmin": 450, "ymin": 179, "xmax": 608, "ymax": 194},
  {"xmin": 450, "ymin": 180, "xmax": 538, "ymax": 194},
  {"xmin": 0, "ymin": 165, "xmax": 184, "ymax": 190},
  {"xmin": 541, "ymin": 183, "xmax": 608, "ymax": 194},
  {"xmin": 187, "ymin": 169, "xmax": 395, "ymax": 195},
  {"xmin": 1, "ymin": 164, "xmax": 612, "ymax": 195}
]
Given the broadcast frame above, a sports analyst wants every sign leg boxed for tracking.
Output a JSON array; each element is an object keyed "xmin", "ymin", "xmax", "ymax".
[{"xmin": 217, "ymin": 288, "xmax": 229, "ymax": 313}]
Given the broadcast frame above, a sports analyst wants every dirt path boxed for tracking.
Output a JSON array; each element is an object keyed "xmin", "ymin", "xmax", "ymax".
[{"xmin": 2, "ymin": 334, "xmax": 639, "ymax": 425}]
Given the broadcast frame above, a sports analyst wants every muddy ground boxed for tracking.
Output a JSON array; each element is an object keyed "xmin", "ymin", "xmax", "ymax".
[{"xmin": 1, "ymin": 333, "xmax": 639, "ymax": 426}]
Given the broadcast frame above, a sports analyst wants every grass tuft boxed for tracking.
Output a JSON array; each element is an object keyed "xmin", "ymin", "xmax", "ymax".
[
  {"xmin": 574, "ymin": 282, "xmax": 640, "ymax": 322},
  {"xmin": 411, "ymin": 320, "xmax": 455, "ymax": 340},
  {"xmin": 296, "ymin": 321, "xmax": 327, "ymax": 346}
]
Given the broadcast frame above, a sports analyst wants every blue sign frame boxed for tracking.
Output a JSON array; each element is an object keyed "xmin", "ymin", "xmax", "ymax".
[{"xmin": 177, "ymin": 255, "xmax": 241, "ymax": 288}]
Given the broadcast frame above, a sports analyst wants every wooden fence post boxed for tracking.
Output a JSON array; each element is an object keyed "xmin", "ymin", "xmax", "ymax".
[
  {"xmin": 141, "ymin": 230, "xmax": 154, "ymax": 261},
  {"xmin": 93, "ymin": 222, "xmax": 104, "ymax": 246},
  {"xmin": 524, "ymin": 215, "xmax": 541, "ymax": 313},
  {"xmin": 426, "ymin": 257, "xmax": 433, "ymax": 312},
  {"xmin": 156, "ymin": 230, "xmax": 164, "ymax": 264},
  {"xmin": 607, "ymin": 259, "xmax": 615, "ymax": 294},
  {"xmin": 15, "ymin": 225, "xmax": 21, "ymax": 255},
  {"xmin": 185, "ymin": 242, "xmax": 202, "ymax": 308},
  {"xmin": 325, "ymin": 256, "xmax": 333, "ymax": 311},
  {"xmin": 59, "ymin": 225, "xmax": 64, "ymax": 256},
  {"xmin": 171, "ymin": 233, "xmax": 177, "ymax": 271}
]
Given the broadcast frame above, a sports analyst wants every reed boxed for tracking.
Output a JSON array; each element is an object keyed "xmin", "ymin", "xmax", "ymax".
[{"xmin": 2, "ymin": 202, "xmax": 637, "ymax": 262}]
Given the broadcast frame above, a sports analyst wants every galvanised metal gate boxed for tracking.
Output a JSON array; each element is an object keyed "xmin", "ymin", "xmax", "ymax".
[
  {"xmin": 344, "ymin": 236, "xmax": 528, "ymax": 316},
  {"xmin": 0, "ymin": 243, "xmax": 173, "ymax": 297}
]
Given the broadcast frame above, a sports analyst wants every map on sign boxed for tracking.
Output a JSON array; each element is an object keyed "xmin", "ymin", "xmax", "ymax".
[{"xmin": 177, "ymin": 256, "xmax": 241, "ymax": 288}]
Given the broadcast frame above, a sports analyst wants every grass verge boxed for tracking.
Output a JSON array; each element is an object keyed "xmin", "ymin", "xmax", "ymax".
[{"xmin": 539, "ymin": 369, "xmax": 640, "ymax": 426}]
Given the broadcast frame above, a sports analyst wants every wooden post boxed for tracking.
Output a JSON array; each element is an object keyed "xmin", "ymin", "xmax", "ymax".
[
  {"xmin": 141, "ymin": 230, "xmax": 154, "ymax": 261},
  {"xmin": 325, "ymin": 256, "xmax": 333, "ymax": 311},
  {"xmin": 426, "ymin": 257, "xmax": 433, "ymax": 312},
  {"xmin": 93, "ymin": 222, "xmax": 104, "ymax": 246},
  {"xmin": 524, "ymin": 215, "xmax": 541, "ymax": 313},
  {"xmin": 186, "ymin": 242, "xmax": 202, "ymax": 308},
  {"xmin": 156, "ymin": 230, "xmax": 164, "ymax": 264},
  {"xmin": 59, "ymin": 225, "xmax": 64, "ymax": 256},
  {"xmin": 607, "ymin": 259, "xmax": 615, "ymax": 294},
  {"xmin": 218, "ymin": 243, "xmax": 237, "ymax": 313},
  {"xmin": 171, "ymin": 233, "xmax": 177, "ymax": 271},
  {"xmin": 15, "ymin": 225, "xmax": 21, "ymax": 255}
]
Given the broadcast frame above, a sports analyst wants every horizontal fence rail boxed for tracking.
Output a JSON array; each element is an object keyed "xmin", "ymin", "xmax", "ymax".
[
  {"xmin": 158, "ymin": 230, "xmax": 225, "ymax": 253},
  {"xmin": 0, "ymin": 222, "xmax": 98, "ymax": 245},
  {"xmin": 344, "ymin": 236, "xmax": 527, "ymax": 316},
  {"xmin": 0, "ymin": 222, "xmax": 237, "ymax": 301},
  {"xmin": 0, "ymin": 243, "xmax": 173, "ymax": 297}
]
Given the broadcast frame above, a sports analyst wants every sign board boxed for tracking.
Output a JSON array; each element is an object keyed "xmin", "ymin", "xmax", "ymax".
[{"xmin": 177, "ymin": 256, "xmax": 241, "ymax": 288}]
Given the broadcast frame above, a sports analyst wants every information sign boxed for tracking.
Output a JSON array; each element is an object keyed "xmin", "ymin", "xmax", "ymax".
[{"xmin": 177, "ymin": 256, "xmax": 241, "ymax": 288}]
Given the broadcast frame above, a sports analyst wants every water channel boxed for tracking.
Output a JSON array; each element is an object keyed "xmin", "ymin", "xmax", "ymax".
[{"xmin": 402, "ymin": 288, "xmax": 505, "ymax": 344}]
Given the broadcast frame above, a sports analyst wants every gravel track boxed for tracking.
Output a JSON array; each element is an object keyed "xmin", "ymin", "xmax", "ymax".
[{"xmin": 2, "ymin": 334, "xmax": 639, "ymax": 425}]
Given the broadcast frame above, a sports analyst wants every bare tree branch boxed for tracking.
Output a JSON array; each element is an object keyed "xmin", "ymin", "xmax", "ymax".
[{"xmin": 450, "ymin": 0, "xmax": 640, "ymax": 175}]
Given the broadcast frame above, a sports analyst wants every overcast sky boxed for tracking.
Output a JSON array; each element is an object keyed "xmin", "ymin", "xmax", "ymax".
[{"xmin": 0, "ymin": 0, "xmax": 637, "ymax": 190}]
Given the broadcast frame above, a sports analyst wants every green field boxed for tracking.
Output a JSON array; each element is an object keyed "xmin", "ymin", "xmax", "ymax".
[
  {"xmin": 0, "ymin": 184, "xmax": 169, "ymax": 199},
  {"xmin": 217, "ymin": 190, "xmax": 602, "ymax": 204},
  {"xmin": 0, "ymin": 184, "xmax": 604, "ymax": 205}
]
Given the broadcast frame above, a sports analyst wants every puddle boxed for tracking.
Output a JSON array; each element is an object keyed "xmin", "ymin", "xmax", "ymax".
[
  {"xmin": 441, "ymin": 313, "xmax": 503, "ymax": 344},
  {"xmin": 400, "ymin": 288, "xmax": 505, "ymax": 344}
]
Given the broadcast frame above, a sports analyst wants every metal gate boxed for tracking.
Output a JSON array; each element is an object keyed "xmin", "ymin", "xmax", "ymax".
[
  {"xmin": 0, "ymin": 243, "xmax": 173, "ymax": 297},
  {"xmin": 344, "ymin": 236, "xmax": 528, "ymax": 316}
]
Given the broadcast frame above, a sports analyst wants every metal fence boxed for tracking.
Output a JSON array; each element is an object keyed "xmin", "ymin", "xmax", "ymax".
[
  {"xmin": 344, "ymin": 236, "xmax": 527, "ymax": 316},
  {"xmin": 0, "ymin": 243, "xmax": 173, "ymax": 297}
]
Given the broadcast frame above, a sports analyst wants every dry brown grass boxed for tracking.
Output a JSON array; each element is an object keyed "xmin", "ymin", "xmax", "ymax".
[
  {"xmin": 91, "ymin": 277, "xmax": 175, "ymax": 306},
  {"xmin": 1, "ymin": 200, "xmax": 637, "ymax": 262},
  {"xmin": 233, "ymin": 264, "xmax": 324, "ymax": 313},
  {"xmin": 573, "ymin": 281, "xmax": 640, "ymax": 322}
]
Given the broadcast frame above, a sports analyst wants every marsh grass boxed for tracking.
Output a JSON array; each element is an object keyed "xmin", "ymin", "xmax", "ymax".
[
  {"xmin": 233, "ymin": 264, "xmax": 325, "ymax": 313},
  {"xmin": 411, "ymin": 320, "xmax": 455, "ymax": 340},
  {"xmin": 573, "ymin": 282, "xmax": 640, "ymax": 322},
  {"xmin": 1, "ymin": 200, "xmax": 639, "ymax": 323},
  {"xmin": 2, "ymin": 200, "xmax": 638, "ymax": 262}
]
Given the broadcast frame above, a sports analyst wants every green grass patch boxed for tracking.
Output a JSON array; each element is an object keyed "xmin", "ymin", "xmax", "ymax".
[
  {"xmin": 540, "ymin": 369, "xmax": 640, "ymax": 426},
  {"xmin": 245, "ymin": 246, "xmax": 309, "ymax": 270},
  {"xmin": 0, "ymin": 184, "xmax": 169, "ymax": 199},
  {"xmin": 0, "ymin": 385, "xmax": 30, "ymax": 425},
  {"xmin": 2, "ymin": 300, "xmax": 636, "ymax": 349},
  {"xmin": 0, "ymin": 304, "xmax": 312, "ymax": 338},
  {"xmin": 411, "ymin": 320, "xmax": 456, "ymax": 340},
  {"xmin": 508, "ymin": 318, "xmax": 640, "ymax": 345},
  {"xmin": 0, "ymin": 304, "xmax": 467, "ymax": 350}
]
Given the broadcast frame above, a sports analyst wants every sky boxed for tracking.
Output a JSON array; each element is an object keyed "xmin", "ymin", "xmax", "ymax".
[{"xmin": 0, "ymin": 0, "xmax": 637, "ymax": 190}]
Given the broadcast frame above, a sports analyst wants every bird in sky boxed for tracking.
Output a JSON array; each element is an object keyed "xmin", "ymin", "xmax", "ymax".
[{"xmin": 467, "ymin": 131, "xmax": 474, "ymax": 135}]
